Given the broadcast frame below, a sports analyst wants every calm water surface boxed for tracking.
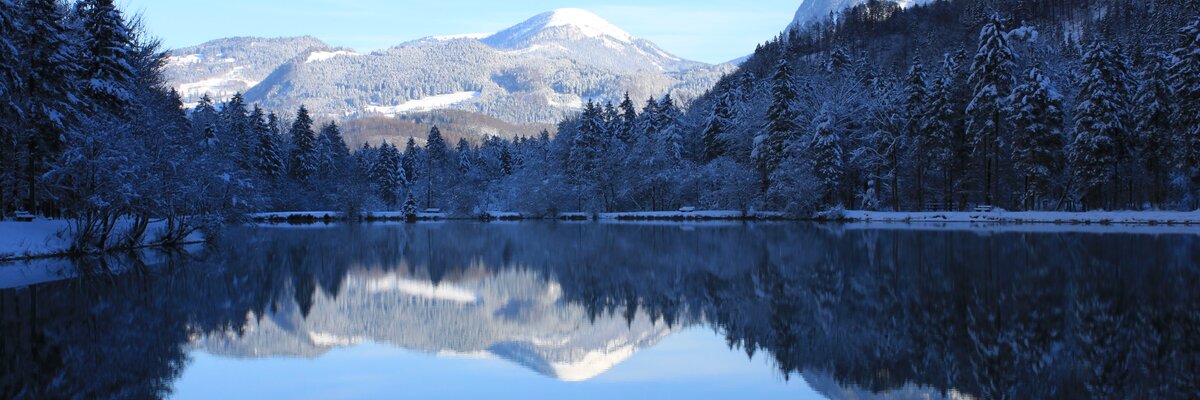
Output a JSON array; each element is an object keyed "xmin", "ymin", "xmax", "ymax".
[{"xmin": 2, "ymin": 222, "xmax": 1199, "ymax": 399}]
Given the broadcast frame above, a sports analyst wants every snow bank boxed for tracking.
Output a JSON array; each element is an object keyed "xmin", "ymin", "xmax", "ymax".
[
  {"xmin": 363, "ymin": 211, "xmax": 449, "ymax": 221},
  {"xmin": 840, "ymin": 210, "xmax": 1200, "ymax": 225},
  {"xmin": 0, "ymin": 218, "xmax": 204, "ymax": 261},
  {"xmin": 250, "ymin": 211, "xmax": 343, "ymax": 222},
  {"xmin": 599, "ymin": 210, "xmax": 786, "ymax": 221},
  {"xmin": 0, "ymin": 219, "xmax": 71, "ymax": 260},
  {"xmin": 482, "ymin": 211, "xmax": 523, "ymax": 220}
]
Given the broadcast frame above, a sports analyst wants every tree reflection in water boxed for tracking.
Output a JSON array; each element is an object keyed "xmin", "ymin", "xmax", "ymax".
[{"xmin": 2, "ymin": 222, "xmax": 1198, "ymax": 399}]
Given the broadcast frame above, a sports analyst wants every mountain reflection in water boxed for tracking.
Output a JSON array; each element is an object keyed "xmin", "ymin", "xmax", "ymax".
[{"xmin": 2, "ymin": 222, "xmax": 1198, "ymax": 399}]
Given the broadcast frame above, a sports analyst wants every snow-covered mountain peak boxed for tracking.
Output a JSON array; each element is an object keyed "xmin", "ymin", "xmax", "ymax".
[
  {"xmin": 539, "ymin": 8, "xmax": 633, "ymax": 42},
  {"xmin": 484, "ymin": 8, "xmax": 634, "ymax": 48}
]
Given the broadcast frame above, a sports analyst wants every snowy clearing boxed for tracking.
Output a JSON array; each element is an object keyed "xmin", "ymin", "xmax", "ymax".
[
  {"xmin": 365, "ymin": 91, "xmax": 481, "ymax": 116},
  {"xmin": 838, "ymin": 210, "xmax": 1200, "ymax": 225},
  {"xmin": 0, "ymin": 219, "xmax": 204, "ymax": 262},
  {"xmin": 304, "ymin": 50, "xmax": 361, "ymax": 63}
]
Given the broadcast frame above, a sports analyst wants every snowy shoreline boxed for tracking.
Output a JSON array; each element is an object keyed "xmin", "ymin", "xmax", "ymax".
[
  {"xmin": 7, "ymin": 210, "xmax": 1199, "ymax": 263},
  {"xmin": 834, "ymin": 210, "xmax": 1200, "ymax": 225},
  {"xmin": 0, "ymin": 219, "xmax": 205, "ymax": 262}
]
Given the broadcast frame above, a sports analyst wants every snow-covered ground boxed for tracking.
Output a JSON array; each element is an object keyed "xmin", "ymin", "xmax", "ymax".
[
  {"xmin": 839, "ymin": 210, "xmax": 1200, "ymax": 225},
  {"xmin": 304, "ymin": 50, "xmax": 361, "ymax": 63},
  {"xmin": 599, "ymin": 210, "xmax": 786, "ymax": 220},
  {"xmin": 364, "ymin": 91, "xmax": 481, "ymax": 116},
  {"xmin": 0, "ymin": 218, "xmax": 205, "ymax": 261},
  {"xmin": 482, "ymin": 211, "xmax": 523, "ymax": 220},
  {"xmin": 250, "ymin": 211, "xmax": 343, "ymax": 221},
  {"xmin": 249, "ymin": 212, "xmax": 451, "ymax": 221}
]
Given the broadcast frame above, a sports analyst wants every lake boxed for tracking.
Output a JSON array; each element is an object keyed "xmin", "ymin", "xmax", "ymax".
[{"xmin": 2, "ymin": 222, "xmax": 1198, "ymax": 399}]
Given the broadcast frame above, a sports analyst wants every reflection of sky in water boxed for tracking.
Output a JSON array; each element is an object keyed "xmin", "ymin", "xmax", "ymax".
[{"xmin": 173, "ymin": 328, "xmax": 822, "ymax": 400}]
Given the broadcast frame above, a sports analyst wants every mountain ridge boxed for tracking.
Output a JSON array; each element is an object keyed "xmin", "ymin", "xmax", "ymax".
[{"xmin": 165, "ymin": 8, "xmax": 733, "ymax": 126}]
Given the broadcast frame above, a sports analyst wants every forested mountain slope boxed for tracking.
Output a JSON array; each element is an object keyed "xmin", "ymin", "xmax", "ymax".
[{"xmin": 166, "ymin": 9, "xmax": 733, "ymax": 125}]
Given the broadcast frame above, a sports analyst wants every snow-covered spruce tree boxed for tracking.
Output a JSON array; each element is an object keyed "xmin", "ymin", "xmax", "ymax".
[
  {"xmin": 1008, "ymin": 67, "xmax": 1065, "ymax": 210},
  {"xmin": 754, "ymin": 58, "xmax": 800, "ymax": 193},
  {"xmin": 812, "ymin": 104, "xmax": 844, "ymax": 206},
  {"xmin": 903, "ymin": 59, "xmax": 930, "ymax": 207},
  {"xmin": 316, "ymin": 121, "xmax": 349, "ymax": 178},
  {"xmin": 657, "ymin": 95, "xmax": 685, "ymax": 163},
  {"xmin": 1135, "ymin": 52, "xmax": 1177, "ymax": 208},
  {"xmin": 287, "ymin": 106, "xmax": 318, "ymax": 183},
  {"xmin": 456, "ymin": 138, "xmax": 473, "ymax": 176},
  {"xmin": 18, "ymin": 0, "xmax": 81, "ymax": 213},
  {"xmin": 1070, "ymin": 41, "xmax": 1129, "ymax": 210},
  {"xmin": 0, "ymin": 0, "xmax": 19, "ymax": 216},
  {"xmin": 1171, "ymin": 18, "xmax": 1200, "ymax": 207},
  {"xmin": 372, "ymin": 143, "xmax": 403, "ymax": 208},
  {"xmin": 401, "ymin": 137, "xmax": 421, "ymax": 188},
  {"xmin": 424, "ymin": 126, "xmax": 450, "ymax": 208},
  {"xmin": 617, "ymin": 92, "xmax": 638, "ymax": 145},
  {"xmin": 402, "ymin": 192, "xmax": 418, "ymax": 221},
  {"xmin": 567, "ymin": 101, "xmax": 604, "ymax": 182},
  {"xmin": 966, "ymin": 15, "xmax": 1017, "ymax": 207},
  {"xmin": 702, "ymin": 91, "xmax": 735, "ymax": 162},
  {"xmin": 219, "ymin": 93, "xmax": 252, "ymax": 170},
  {"xmin": 251, "ymin": 106, "xmax": 285, "ymax": 180},
  {"xmin": 76, "ymin": 0, "xmax": 135, "ymax": 113},
  {"xmin": 925, "ymin": 71, "xmax": 957, "ymax": 210}
]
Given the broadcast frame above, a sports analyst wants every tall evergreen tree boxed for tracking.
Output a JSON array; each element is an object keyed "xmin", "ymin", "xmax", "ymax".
[
  {"xmin": 287, "ymin": 106, "xmax": 317, "ymax": 182},
  {"xmin": 966, "ymin": 15, "xmax": 1017, "ymax": 206},
  {"xmin": 754, "ymin": 58, "xmax": 800, "ymax": 192},
  {"xmin": 1071, "ymin": 41, "xmax": 1128, "ymax": 210},
  {"xmin": 1008, "ymin": 67, "xmax": 1065, "ymax": 210},
  {"xmin": 402, "ymin": 137, "xmax": 420, "ymax": 188},
  {"xmin": 1136, "ymin": 53, "xmax": 1176, "ymax": 208},
  {"xmin": 251, "ymin": 106, "xmax": 284, "ymax": 179},
  {"xmin": 77, "ymin": 0, "xmax": 135, "ymax": 112},
  {"xmin": 424, "ymin": 126, "xmax": 449, "ymax": 207},
  {"xmin": 316, "ymin": 121, "xmax": 349, "ymax": 175},
  {"xmin": 925, "ymin": 70, "xmax": 957, "ymax": 209},
  {"xmin": 1171, "ymin": 18, "xmax": 1200, "ymax": 206},
  {"xmin": 19, "ymin": 0, "xmax": 81, "ymax": 212},
  {"xmin": 456, "ymin": 138, "xmax": 472, "ymax": 175},
  {"xmin": 0, "ymin": 0, "xmax": 19, "ymax": 215},
  {"xmin": 568, "ymin": 101, "xmax": 605, "ymax": 180},
  {"xmin": 702, "ymin": 91, "xmax": 735, "ymax": 162},
  {"xmin": 811, "ymin": 104, "xmax": 844, "ymax": 205},
  {"xmin": 904, "ymin": 59, "xmax": 930, "ymax": 206},
  {"xmin": 220, "ymin": 93, "xmax": 251, "ymax": 166},
  {"xmin": 657, "ymin": 95, "xmax": 684, "ymax": 162},
  {"xmin": 617, "ymin": 92, "xmax": 638, "ymax": 144},
  {"xmin": 0, "ymin": 0, "xmax": 19, "ymax": 119},
  {"xmin": 372, "ymin": 143, "xmax": 403, "ymax": 208}
]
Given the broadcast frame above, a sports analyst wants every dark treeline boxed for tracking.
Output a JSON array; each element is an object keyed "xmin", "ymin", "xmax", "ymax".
[
  {"xmin": 3, "ymin": 223, "xmax": 1198, "ymax": 399},
  {"xmin": 5, "ymin": 0, "xmax": 1200, "ymax": 237}
]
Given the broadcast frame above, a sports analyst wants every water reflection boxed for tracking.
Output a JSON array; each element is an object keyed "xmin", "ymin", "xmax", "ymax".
[{"xmin": 2, "ymin": 222, "xmax": 1199, "ymax": 399}]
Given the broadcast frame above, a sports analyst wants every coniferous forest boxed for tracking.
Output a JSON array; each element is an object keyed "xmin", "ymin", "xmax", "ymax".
[{"xmin": 2, "ymin": 0, "xmax": 1200, "ymax": 249}]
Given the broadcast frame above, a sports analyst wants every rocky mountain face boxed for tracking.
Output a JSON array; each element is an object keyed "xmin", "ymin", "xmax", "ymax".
[{"xmin": 166, "ymin": 9, "xmax": 735, "ymax": 126}]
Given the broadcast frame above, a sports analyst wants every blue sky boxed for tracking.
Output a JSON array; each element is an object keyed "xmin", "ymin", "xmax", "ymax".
[{"xmin": 117, "ymin": 0, "xmax": 801, "ymax": 64}]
